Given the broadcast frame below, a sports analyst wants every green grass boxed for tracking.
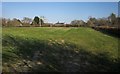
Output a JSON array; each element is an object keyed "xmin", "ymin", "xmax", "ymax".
[{"xmin": 2, "ymin": 27, "xmax": 119, "ymax": 72}]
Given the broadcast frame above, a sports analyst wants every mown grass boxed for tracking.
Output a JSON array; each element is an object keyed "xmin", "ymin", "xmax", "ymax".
[{"xmin": 2, "ymin": 27, "xmax": 119, "ymax": 72}]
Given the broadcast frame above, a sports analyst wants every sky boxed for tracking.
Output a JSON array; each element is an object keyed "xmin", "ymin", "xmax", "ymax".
[
  {"xmin": 1, "ymin": 0, "xmax": 120, "ymax": 2},
  {"xmin": 2, "ymin": 2, "xmax": 118, "ymax": 24}
]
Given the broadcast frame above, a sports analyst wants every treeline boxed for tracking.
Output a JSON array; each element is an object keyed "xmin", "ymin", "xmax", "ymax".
[
  {"xmin": 87, "ymin": 13, "xmax": 119, "ymax": 28},
  {"xmin": 2, "ymin": 13, "xmax": 119, "ymax": 28},
  {"xmin": 2, "ymin": 16, "xmax": 44, "ymax": 27}
]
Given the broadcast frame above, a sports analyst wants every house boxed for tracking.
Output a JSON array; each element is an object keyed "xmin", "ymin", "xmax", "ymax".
[
  {"xmin": 56, "ymin": 21, "xmax": 65, "ymax": 24},
  {"xmin": 54, "ymin": 21, "xmax": 65, "ymax": 27}
]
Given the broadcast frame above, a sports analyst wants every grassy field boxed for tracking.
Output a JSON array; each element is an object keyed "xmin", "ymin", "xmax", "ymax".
[{"xmin": 2, "ymin": 27, "xmax": 119, "ymax": 72}]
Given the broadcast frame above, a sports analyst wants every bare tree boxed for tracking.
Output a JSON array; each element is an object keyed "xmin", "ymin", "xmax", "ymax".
[
  {"xmin": 108, "ymin": 13, "xmax": 117, "ymax": 26},
  {"xmin": 22, "ymin": 17, "xmax": 32, "ymax": 24},
  {"xmin": 39, "ymin": 16, "xmax": 45, "ymax": 26},
  {"xmin": 71, "ymin": 20, "xmax": 85, "ymax": 27}
]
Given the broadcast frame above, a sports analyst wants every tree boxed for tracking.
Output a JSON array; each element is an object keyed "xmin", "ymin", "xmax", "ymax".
[
  {"xmin": 2, "ymin": 18, "xmax": 7, "ymax": 26},
  {"xmin": 71, "ymin": 20, "xmax": 85, "ymax": 27},
  {"xmin": 22, "ymin": 17, "xmax": 32, "ymax": 24},
  {"xmin": 39, "ymin": 16, "xmax": 45, "ymax": 26},
  {"xmin": 17, "ymin": 19, "xmax": 22, "ymax": 23},
  {"xmin": 2, "ymin": 18, "xmax": 13, "ymax": 27},
  {"xmin": 7, "ymin": 20, "xmax": 13, "ymax": 27},
  {"xmin": 87, "ymin": 20, "xmax": 93, "ymax": 27},
  {"xmin": 39, "ymin": 18, "xmax": 44, "ymax": 26},
  {"xmin": 32, "ymin": 16, "xmax": 40, "ymax": 26},
  {"xmin": 87, "ymin": 17, "xmax": 97, "ymax": 27},
  {"xmin": 97, "ymin": 18, "xmax": 108, "ymax": 26},
  {"xmin": 22, "ymin": 17, "xmax": 32, "ymax": 26},
  {"xmin": 116, "ymin": 17, "xmax": 120, "ymax": 28},
  {"xmin": 108, "ymin": 13, "xmax": 117, "ymax": 26},
  {"xmin": 12, "ymin": 18, "xmax": 22, "ymax": 27}
]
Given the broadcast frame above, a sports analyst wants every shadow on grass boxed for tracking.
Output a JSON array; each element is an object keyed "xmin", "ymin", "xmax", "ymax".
[
  {"xmin": 100, "ymin": 30, "xmax": 120, "ymax": 38},
  {"xmin": 92, "ymin": 27, "xmax": 120, "ymax": 38},
  {"xmin": 2, "ymin": 35, "xmax": 119, "ymax": 72}
]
